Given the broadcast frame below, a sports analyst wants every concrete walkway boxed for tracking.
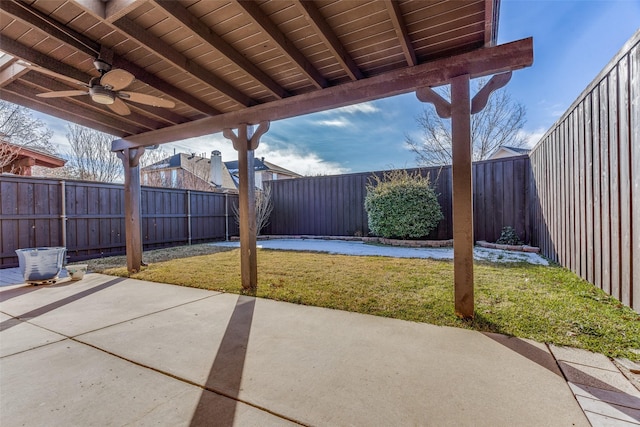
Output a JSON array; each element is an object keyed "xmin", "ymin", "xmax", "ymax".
[{"xmin": 0, "ymin": 273, "xmax": 637, "ymax": 426}]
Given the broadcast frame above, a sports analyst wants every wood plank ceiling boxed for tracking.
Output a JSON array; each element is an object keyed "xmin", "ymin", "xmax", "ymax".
[{"xmin": 0, "ymin": 0, "xmax": 499, "ymax": 145}]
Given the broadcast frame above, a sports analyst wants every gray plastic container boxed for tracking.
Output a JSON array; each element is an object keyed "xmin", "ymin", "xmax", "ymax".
[{"xmin": 15, "ymin": 247, "xmax": 66, "ymax": 283}]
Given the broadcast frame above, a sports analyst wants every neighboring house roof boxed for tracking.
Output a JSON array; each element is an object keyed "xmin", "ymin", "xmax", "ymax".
[
  {"xmin": 0, "ymin": 140, "xmax": 66, "ymax": 175},
  {"xmin": 143, "ymin": 152, "xmax": 300, "ymax": 190},
  {"xmin": 488, "ymin": 146, "xmax": 531, "ymax": 159},
  {"xmin": 262, "ymin": 160, "xmax": 302, "ymax": 178},
  {"xmin": 224, "ymin": 158, "xmax": 270, "ymax": 174}
]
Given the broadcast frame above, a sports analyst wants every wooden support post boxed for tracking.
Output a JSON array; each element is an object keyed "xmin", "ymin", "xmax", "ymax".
[
  {"xmin": 223, "ymin": 121, "xmax": 270, "ymax": 291},
  {"xmin": 417, "ymin": 73, "xmax": 513, "ymax": 318},
  {"xmin": 116, "ymin": 146, "xmax": 145, "ymax": 273},
  {"xmin": 450, "ymin": 74, "xmax": 474, "ymax": 318}
]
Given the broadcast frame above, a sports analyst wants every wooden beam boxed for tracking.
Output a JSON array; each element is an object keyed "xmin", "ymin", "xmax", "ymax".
[
  {"xmin": 0, "ymin": 61, "xmax": 28, "ymax": 87},
  {"xmin": 294, "ymin": 0, "xmax": 363, "ymax": 81},
  {"xmin": 152, "ymin": 0, "xmax": 289, "ymax": 100},
  {"xmin": 4, "ymin": 80, "xmax": 146, "ymax": 135},
  {"xmin": 113, "ymin": 37, "xmax": 533, "ymax": 150},
  {"xmin": 72, "ymin": 0, "xmax": 143, "ymax": 23},
  {"xmin": 114, "ymin": 17, "xmax": 255, "ymax": 108},
  {"xmin": 0, "ymin": 38, "xmax": 90, "ymax": 85},
  {"xmin": 484, "ymin": 0, "xmax": 499, "ymax": 47},
  {"xmin": 0, "ymin": 90, "xmax": 128, "ymax": 136},
  {"xmin": 235, "ymin": 0, "xmax": 328, "ymax": 89},
  {"xmin": 0, "ymin": 0, "xmax": 100, "ymax": 57},
  {"xmin": 384, "ymin": 0, "xmax": 417, "ymax": 67},
  {"xmin": 10, "ymin": 0, "xmax": 220, "ymax": 116},
  {"xmin": 450, "ymin": 74, "xmax": 474, "ymax": 318},
  {"xmin": 223, "ymin": 122, "xmax": 269, "ymax": 291},
  {"xmin": 116, "ymin": 147, "xmax": 145, "ymax": 273}
]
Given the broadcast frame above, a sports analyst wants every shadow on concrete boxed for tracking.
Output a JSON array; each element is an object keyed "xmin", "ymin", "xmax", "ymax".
[
  {"xmin": 0, "ymin": 284, "xmax": 44, "ymax": 303},
  {"xmin": 482, "ymin": 332, "xmax": 563, "ymax": 377},
  {"xmin": 189, "ymin": 295, "xmax": 256, "ymax": 426},
  {"xmin": 483, "ymin": 331, "xmax": 640, "ymax": 422},
  {"xmin": 0, "ymin": 277, "xmax": 125, "ymax": 332}
]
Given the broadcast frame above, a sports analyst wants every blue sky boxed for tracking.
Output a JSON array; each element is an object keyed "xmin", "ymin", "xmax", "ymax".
[{"xmin": 32, "ymin": 0, "xmax": 640, "ymax": 175}]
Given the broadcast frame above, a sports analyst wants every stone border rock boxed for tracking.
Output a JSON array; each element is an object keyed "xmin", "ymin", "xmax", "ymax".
[
  {"xmin": 476, "ymin": 240, "xmax": 540, "ymax": 253},
  {"xmin": 249, "ymin": 235, "xmax": 454, "ymax": 248}
]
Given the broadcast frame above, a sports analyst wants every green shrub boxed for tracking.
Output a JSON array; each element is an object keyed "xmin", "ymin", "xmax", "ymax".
[
  {"xmin": 496, "ymin": 226, "xmax": 523, "ymax": 245},
  {"xmin": 364, "ymin": 170, "xmax": 443, "ymax": 239}
]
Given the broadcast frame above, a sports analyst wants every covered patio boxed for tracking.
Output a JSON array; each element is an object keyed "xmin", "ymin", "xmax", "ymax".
[
  {"xmin": 1, "ymin": 273, "xmax": 599, "ymax": 426},
  {"xmin": 0, "ymin": 0, "xmax": 533, "ymax": 317}
]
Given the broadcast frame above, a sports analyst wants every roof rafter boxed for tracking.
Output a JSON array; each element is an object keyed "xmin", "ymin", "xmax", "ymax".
[
  {"xmin": 73, "ymin": 0, "xmax": 144, "ymax": 23},
  {"xmin": 114, "ymin": 16, "xmax": 255, "ymax": 108},
  {"xmin": 0, "ymin": 60, "xmax": 29, "ymax": 87},
  {"xmin": 113, "ymin": 37, "xmax": 533, "ymax": 150},
  {"xmin": 4, "ymin": 0, "xmax": 220, "ymax": 116},
  {"xmin": 234, "ymin": 0, "xmax": 328, "ymax": 89},
  {"xmin": 0, "ymin": 0, "xmax": 100, "ymax": 57},
  {"xmin": 293, "ymin": 0, "xmax": 363, "ymax": 81},
  {"xmin": 384, "ymin": 0, "xmax": 417, "ymax": 67},
  {"xmin": 0, "ymin": 37, "xmax": 90, "ymax": 84},
  {"xmin": 1, "ymin": 84, "xmax": 135, "ymax": 136},
  {"xmin": 152, "ymin": 0, "xmax": 289, "ymax": 100}
]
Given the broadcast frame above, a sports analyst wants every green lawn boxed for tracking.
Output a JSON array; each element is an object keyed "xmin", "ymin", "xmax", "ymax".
[{"xmin": 99, "ymin": 247, "xmax": 640, "ymax": 361}]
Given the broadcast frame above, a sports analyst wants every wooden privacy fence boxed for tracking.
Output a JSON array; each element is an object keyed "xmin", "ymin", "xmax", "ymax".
[
  {"xmin": 266, "ymin": 155, "xmax": 532, "ymax": 244},
  {"xmin": 0, "ymin": 175, "xmax": 238, "ymax": 267},
  {"xmin": 529, "ymin": 30, "xmax": 639, "ymax": 311}
]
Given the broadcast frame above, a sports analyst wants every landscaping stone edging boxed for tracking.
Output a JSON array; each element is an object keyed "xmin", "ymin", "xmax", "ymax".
[
  {"xmin": 476, "ymin": 240, "xmax": 540, "ymax": 253},
  {"xmin": 247, "ymin": 235, "xmax": 454, "ymax": 248},
  {"xmin": 235, "ymin": 236, "xmax": 541, "ymax": 253}
]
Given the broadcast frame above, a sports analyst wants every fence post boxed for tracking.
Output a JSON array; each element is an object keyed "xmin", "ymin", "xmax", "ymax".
[
  {"xmin": 225, "ymin": 192, "xmax": 229, "ymax": 241},
  {"xmin": 60, "ymin": 180, "xmax": 67, "ymax": 249},
  {"xmin": 187, "ymin": 190, "xmax": 192, "ymax": 245}
]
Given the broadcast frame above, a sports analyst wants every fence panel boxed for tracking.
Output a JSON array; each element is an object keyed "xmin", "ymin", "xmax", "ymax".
[
  {"xmin": 0, "ymin": 176, "xmax": 232, "ymax": 267},
  {"xmin": 530, "ymin": 30, "xmax": 639, "ymax": 311},
  {"xmin": 268, "ymin": 157, "xmax": 530, "ymax": 243}
]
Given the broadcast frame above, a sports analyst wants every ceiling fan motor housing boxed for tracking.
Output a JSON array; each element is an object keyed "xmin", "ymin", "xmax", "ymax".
[{"xmin": 90, "ymin": 85, "xmax": 115, "ymax": 104}]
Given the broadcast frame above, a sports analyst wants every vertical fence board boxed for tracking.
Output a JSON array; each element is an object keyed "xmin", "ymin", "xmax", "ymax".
[
  {"xmin": 609, "ymin": 66, "xmax": 621, "ymax": 300},
  {"xmin": 631, "ymin": 43, "xmax": 640, "ymax": 311},
  {"xmin": 618, "ymin": 54, "xmax": 632, "ymax": 307}
]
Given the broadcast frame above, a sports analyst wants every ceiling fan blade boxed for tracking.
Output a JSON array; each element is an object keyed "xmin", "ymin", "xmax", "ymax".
[
  {"xmin": 36, "ymin": 90, "xmax": 89, "ymax": 98},
  {"xmin": 119, "ymin": 91, "xmax": 175, "ymax": 108},
  {"xmin": 107, "ymin": 97, "xmax": 131, "ymax": 116},
  {"xmin": 101, "ymin": 69, "xmax": 135, "ymax": 91}
]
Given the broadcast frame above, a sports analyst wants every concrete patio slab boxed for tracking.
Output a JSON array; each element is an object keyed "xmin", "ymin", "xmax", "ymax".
[
  {"xmin": 0, "ymin": 312, "xmax": 67, "ymax": 358},
  {"xmin": 0, "ymin": 274, "xmax": 220, "ymax": 336},
  {"xmin": 1, "ymin": 274, "xmax": 593, "ymax": 426},
  {"xmin": 0, "ymin": 339, "xmax": 296, "ymax": 426}
]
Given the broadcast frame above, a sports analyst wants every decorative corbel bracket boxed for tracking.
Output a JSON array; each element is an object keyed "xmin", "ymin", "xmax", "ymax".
[
  {"xmin": 416, "ymin": 71, "xmax": 513, "ymax": 118},
  {"xmin": 115, "ymin": 146, "xmax": 145, "ymax": 167},
  {"xmin": 470, "ymin": 72, "xmax": 512, "ymax": 114},
  {"xmin": 223, "ymin": 121, "xmax": 270, "ymax": 151},
  {"xmin": 416, "ymin": 87, "xmax": 451, "ymax": 119}
]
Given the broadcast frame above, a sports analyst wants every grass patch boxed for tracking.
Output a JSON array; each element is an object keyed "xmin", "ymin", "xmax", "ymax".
[{"xmin": 100, "ymin": 247, "xmax": 640, "ymax": 361}]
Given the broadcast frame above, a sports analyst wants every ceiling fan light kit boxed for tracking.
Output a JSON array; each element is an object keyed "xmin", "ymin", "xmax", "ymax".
[{"xmin": 89, "ymin": 86, "xmax": 115, "ymax": 105}]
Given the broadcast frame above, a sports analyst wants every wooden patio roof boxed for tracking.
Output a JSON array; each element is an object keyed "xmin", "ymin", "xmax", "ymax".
[{"xmin": 1, "ymin": 0, "xmax": 530, "ymax": 150}]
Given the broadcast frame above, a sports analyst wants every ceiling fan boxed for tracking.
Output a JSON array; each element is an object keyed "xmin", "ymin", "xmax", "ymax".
[{"xmin": 35, "ymin": 59, "xmax": 175, "ymax": 116}]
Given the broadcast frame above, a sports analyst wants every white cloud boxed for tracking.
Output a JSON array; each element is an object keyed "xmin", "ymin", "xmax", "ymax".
[
  {"xmin": 324, "ymin": 102, "xmax": 381, "ymax": 115},
  {"xmin": 315, "ymin": 118, "xmax": 350, "ymax": 128},
  {"xmin": 517, "ymin": 127, "xmax": 547, "ymax": 148},
  {"xmin": 256, "ymin": 142, "xmax": 348, "ymax": 176}
]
